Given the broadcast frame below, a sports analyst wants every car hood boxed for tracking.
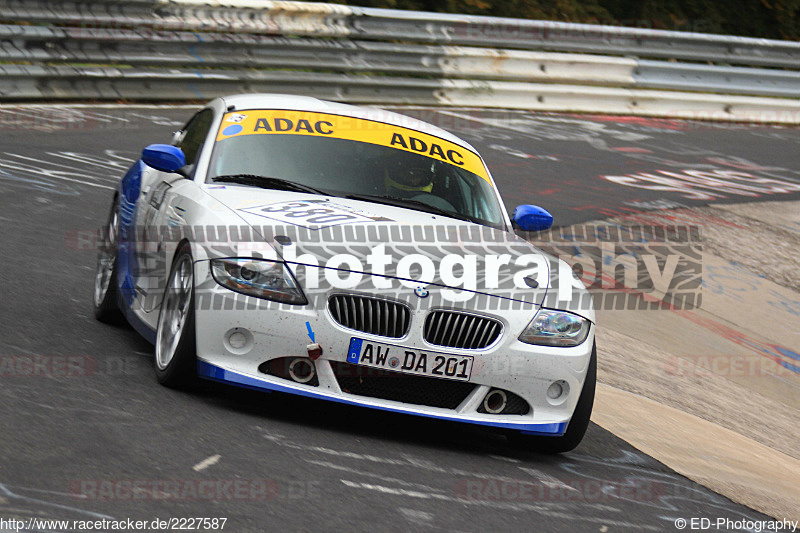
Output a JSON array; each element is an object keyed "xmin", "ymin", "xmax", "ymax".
[{"xmin": 203, "ymin": 186, "xmax": 560, "ymax": 306}]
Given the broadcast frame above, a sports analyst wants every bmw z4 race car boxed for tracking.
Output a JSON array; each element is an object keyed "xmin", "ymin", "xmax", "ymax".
[{"xmin": 93, "ymin": 94, "xmax": 596, "ymax": 453}]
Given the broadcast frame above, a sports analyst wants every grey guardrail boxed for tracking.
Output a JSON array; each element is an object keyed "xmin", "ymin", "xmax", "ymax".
[
  {"xmin": 1, "ymin": 0, "xmax": 800, "ymax": 122},
  {"xmin": 349, "ymin": 7, "xmax": 800, "ymax": 68},
  {"xmin": 635, "ymin": 61, "xmax": 800, "ymax": 98},
  {"xmin": 3, "ymin": 24, "xmax": 799, "ymax": 98},
  {"xmin": 5, "ymin": 0, "xmax": 799, "ymax": 67},
  {"xmin": 0, "ymin": 64, "xmax": 444, "ymax": 103}
]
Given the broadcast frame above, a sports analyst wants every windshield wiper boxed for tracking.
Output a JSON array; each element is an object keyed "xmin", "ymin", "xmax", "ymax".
[
  {"xmin": 211, "ymin": 174, "xmax": 331, "ymax": 196},
  {"xmin": 345, "ymin": 194, "xmax": 474, "ymax": 223}
]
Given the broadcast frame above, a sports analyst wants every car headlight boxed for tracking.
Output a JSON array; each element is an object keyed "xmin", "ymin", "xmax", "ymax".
[
  {"xmin": 211, "ymin": 258, "xmax": 307, "ymax": 305},
  {"xmin": 519, "ymin": 309, "xmax": 590, "ymax": 347}
]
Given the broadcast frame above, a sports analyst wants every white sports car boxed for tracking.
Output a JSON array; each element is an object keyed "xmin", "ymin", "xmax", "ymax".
[{"xmin": 94, "ymin": 94, "xmax": 596, "ymax": 453}]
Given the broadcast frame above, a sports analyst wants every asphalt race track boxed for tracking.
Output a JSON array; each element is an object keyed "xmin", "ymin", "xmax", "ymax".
[{"xmin": 1, "ymin": 105, "xmax": 799, "ymax": 532}]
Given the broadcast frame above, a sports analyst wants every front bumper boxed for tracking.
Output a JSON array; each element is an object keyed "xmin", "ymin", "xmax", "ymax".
[{"xmin": 193, "ymin": 261, "xmax": 595, "ymax": 435}]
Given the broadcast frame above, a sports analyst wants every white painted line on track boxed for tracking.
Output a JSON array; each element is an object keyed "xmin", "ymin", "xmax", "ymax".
[
  {"xmin": 305, "ymin": 459, "xmax": 447, "ymax": 494},
  {"xmin": 192, "ymin": 454, "xmax": 221, "ymax": 472},
  {"xmin": 398, "ymin": 508, "xmax": 435, "ymax": 525},
  {"xmin": 340, "ymin": 479, "xmax": 452, "ymax": 501},
  {"xmin": 261, "ymin": 430, "xmax": 536, "ymax": 479},
  {"xmin": 518, "ymin": 467, "xmax": 581, "ymax": 494},
  {"xmin": 488, "ymin": 454, "xmax": 521, "ymax": 463}
]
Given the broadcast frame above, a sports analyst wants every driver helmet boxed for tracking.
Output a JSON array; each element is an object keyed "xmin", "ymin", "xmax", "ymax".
[{"xmin": 384, "ymin": 158, "xmax": 434, "ymax": 193}]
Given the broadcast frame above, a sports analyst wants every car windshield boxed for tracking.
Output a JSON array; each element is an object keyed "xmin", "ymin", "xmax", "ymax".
[{"xmin": 207, "ymin": 111, "xmax": 506, "ymax": 229}]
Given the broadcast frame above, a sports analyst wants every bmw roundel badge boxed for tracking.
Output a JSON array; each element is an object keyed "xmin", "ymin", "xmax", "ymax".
[{"xmin": 414, "ymin": 286, "xmax": 430, "ymax": 298}]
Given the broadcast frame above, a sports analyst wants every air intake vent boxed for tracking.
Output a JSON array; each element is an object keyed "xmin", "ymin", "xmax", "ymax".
[
  {"xmin": 331, "ymin": 362, "xmax": 476, "ymax": 409},
  {"xmin": 424, "ymin": 311, "xmax": 502, "ymax": 349},
  {"xmin": 328, "ymin": 294, "xmax": 411, "ymax": 339}
]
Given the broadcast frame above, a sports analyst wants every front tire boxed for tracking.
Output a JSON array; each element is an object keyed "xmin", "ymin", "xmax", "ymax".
[
  {"xmin": 154, "ymin": 243, "xmax": 197, "ymax": 388},
  {"xmin": 511, "ymin": 344, "xmax": 596, "ymax": 454},
  {"xmin": 93, "ymin": 196, "xmax": 122, "ymax": 323}
]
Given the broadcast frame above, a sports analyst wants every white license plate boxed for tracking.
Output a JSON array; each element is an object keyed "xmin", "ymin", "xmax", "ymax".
[{"xmin": 346, "ymin": 338, "xmax": 473, "ymax": 381}]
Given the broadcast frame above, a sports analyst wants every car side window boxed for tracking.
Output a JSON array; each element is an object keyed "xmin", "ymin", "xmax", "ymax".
[{"xmin": 175, "ymin": 109, "xmax": 214, "ymax": 167}]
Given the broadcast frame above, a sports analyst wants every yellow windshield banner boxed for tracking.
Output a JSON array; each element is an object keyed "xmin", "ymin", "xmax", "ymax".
[{"xmin": 216, "ymin": 110, "xmax": 490, "ymax": 182}]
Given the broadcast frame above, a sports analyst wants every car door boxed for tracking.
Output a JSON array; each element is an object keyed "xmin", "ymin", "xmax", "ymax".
[{"xmin": 136, "ymin": 108, "xmax": 215, "ymax": 313}]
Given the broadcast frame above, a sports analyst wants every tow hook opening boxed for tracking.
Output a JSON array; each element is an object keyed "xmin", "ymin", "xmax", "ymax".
[
  {"xmin": 482, "ymin": 389, "xmax": 508, "ymax": 414},
  {"xmin": 289, "ymin": 358, "xmax": 316, "ymax": 384}
]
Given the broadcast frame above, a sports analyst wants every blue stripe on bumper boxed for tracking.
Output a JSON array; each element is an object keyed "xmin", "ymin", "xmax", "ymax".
[{"xmin": 196, "ymin": 360, "xmax": 567, "ymax": 435}]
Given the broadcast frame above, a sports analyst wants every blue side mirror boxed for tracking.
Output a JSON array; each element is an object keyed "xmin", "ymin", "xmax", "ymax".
[
  {"xmin": 142, "ymin": 144, "xmax": 186, "ymax": 173},
  {"xmin": 512, "ymin": 205, "xmax": 554, "ymax": 232}
]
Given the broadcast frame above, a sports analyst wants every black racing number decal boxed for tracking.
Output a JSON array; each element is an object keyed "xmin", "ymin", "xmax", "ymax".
[
  {"xmin": 259, "ymin": 202, "xmax": 309, "ymax": 213},
  {"xmin": 432, "ymin": 356, "xmax": 445, "ymax": 375},
  {"xmin": 444, "ymin": 357, "xmax": 459, "ymax": 377},
  {"xmin": 456, "ymin": 359, "xmax": 469, "ymax": 379},
  {"xmin": 261, "ymin": 203, "xmax": 361, "ymax": 224},
  {"xmin": 283, "ymin": 207, "xmax": 331, "ymax": 218}
]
